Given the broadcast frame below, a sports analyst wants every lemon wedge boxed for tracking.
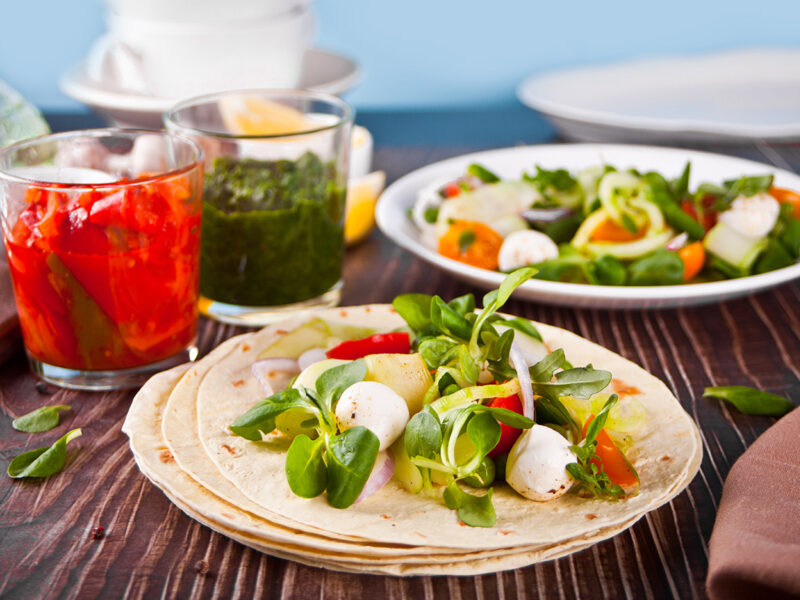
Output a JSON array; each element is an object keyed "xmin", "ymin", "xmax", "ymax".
[
  {"xmin": 345, "ymin": 171, "xmax": 385, "ymax": 246},
  {"xmin": 218, "ymin": 95, "xmax": 316, "ymax": 136}
]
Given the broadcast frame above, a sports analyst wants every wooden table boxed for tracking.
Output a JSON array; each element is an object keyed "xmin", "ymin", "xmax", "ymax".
[{"xmin": 1, "ymin": 110, "xmax": 798, "ymax": 599}]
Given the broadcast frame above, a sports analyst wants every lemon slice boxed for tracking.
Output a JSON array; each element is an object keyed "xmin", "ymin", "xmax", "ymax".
[
  {"xmin": 218, "ymin": 95, "xmax": 315, "ymax": 136},
  {"xmin": 345, "ymin": 171, "xmax": 385, "ymax": 246}
]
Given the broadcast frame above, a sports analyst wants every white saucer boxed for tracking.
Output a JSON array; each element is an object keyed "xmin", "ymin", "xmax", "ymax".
[
  {"xmin": 61, "ymin": 48, "xmax": 362, "ymax": 128},
  {"xmin": 517, "ymin": 48, "xmax": 800, "ymax": 144}
]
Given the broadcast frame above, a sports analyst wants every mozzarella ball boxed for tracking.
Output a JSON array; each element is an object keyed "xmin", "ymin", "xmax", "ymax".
[
  {"xmin": 719, "ymin": 192, "xmax": 780, "ymax": 238},
  {"xmin": 335, "ymin": 381, "xmax": 410, "ymax": 451},
  {"xmin": 498, "ymin": 230, "xmax": 559, "ymax": 272},
  {"xmin": 506, "ymin": 425, "xmax": 576, "ymax": 502}
]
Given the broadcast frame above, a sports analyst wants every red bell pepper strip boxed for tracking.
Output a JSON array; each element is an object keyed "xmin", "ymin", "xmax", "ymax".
[
  {"xmin": 583, "ymin": 416, "xmax": 639, "ymax": 489},
  {"xmin": 487, "ymin": 393, "xmax": 525, "ymax": 458},
  {"xmin": 326, "ymin": 332, "xmax": 410, "ymax": 360}
]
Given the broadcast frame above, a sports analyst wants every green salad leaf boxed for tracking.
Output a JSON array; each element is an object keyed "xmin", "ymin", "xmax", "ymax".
[
  {"xmin": 229, "ymin": 389, "xmax": 317, "ymax": 441},
  {"xmin": 443, "ymin": 481, "xmax": 496, "ymax": 527},
  {"xmin": 703, "ymin": 386, "xmax": 794, "ymax": 417},
  {"xmin": 501, "ymin": 317, "xmax": 543, "ymax": 342},
  {"xmin": 285, "ymin": 435, "xmax": 327, "ymax": 498},
  {"xmin": 462, "ymin": 456, "xmax": 495, "ymax": 488},
  {"xmin": 325, "ymin": 426, "xmax": 381, "ymax": 509},
  {"xmin": 404, "ymin": 410, "xmax": 442, "ymax": 460},
  {"xmin": 628, "ymin": 249, "xmax": 684, "ymax": 286},
  {"xmin": 722, "ymin": 174, "xmax": 774, "ymax": 202},
  {"xmin": 643, "ymin": 169, "xmax": 705, "ymax": 240},
  {"xmin": 8, "ymin": 429, "xmax": 82, "ymax": 479},
  {"xmin": 467, "ymin": 163, "xmax": 500, "ymax": 183},
  {"xmin": 391, "ymin": 294, "xmax": 434, "ymax": 336},
  {"xmin": 315, "ymin": 359, "xmax": 367, "ymax": 413},
  {"xmin": 12, "ymin": 405, "xmax": 71, "ymax": 433},
  {"xmin": 465, "ymin": 412, "xmax": 502, "ymax": 460},
  {"xmin": 431, "ymin": 296, "xmax": 473, "ymax": 341},
  {"xmin": 530, "ymin": 348, "xmax": 572, "ymax": 381},
  {"xmin": 532, "ymin": 367, "xmax": 612, "ymax": 401}
]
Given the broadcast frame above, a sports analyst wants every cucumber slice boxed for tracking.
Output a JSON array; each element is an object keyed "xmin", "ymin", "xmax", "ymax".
[
  {"xmin": 292, "ymin": 358, "xmax": 349, "ymax": 391},
  {"xmin": 586, "ymin": 229, "xmax": 674, "ymax": 260},
  {"xmin": 577, "ymin": 166, "xmax": 606, "ymax": 214},
  {"xmin": 598, "ymin": 171, "xmax": 642, "ymax": 223},
  {"xmin": 703, "ymin": 222, "xmax": 767, "ymax": 272},
  {"xmin": 571, "ymin": 208, "xmax": 609, "ymax": 249},
  {"xmin": 258, "ymin": 318, "xmax": 375, "ymax": 360},
  {"xmin": 390, "ymin": 436, "xmax": 423, "ymax": 494}
]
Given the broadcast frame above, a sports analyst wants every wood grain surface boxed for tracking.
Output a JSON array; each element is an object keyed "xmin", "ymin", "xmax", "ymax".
[{"xmin": 1, "ymin": 139, "xmax": 799, "ymax": 599}]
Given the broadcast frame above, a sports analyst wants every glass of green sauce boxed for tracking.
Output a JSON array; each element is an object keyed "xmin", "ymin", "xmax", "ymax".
[{"xmin": 165, "ymin": 90, "xmax": 353, "ymax": 325}]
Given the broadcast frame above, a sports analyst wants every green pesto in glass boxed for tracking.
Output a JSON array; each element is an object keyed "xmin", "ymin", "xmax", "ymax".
[{"xmin": 200, "ymin": 153, "xmax": 345, "ymax": 306}]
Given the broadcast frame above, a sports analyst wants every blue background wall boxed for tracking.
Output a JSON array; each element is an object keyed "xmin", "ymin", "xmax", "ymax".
[{"xmin": 1, "ymin": 0, "xmax": 799, "ymax": 112}]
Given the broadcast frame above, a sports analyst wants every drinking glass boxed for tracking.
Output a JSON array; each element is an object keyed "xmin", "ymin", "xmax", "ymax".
[
  {"xmin": 0, "ymin": 129, "xmax": 203, "ymax": 389},
  {"xmin": 165, "ymin": 89, "xmax": 353, "ymax": 325}
]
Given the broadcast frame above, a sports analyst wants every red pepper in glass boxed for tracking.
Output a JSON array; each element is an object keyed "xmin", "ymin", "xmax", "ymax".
[{"xmin": 0, "ymin": 129, "xmax": 204, "ymax": 388}]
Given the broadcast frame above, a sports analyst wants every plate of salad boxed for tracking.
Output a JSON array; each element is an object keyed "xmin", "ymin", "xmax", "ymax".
[{"xmin": 375, "ymin": 144, "xmax": 800, "ymax": 308}]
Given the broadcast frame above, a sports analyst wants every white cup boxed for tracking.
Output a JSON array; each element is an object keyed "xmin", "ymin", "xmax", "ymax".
[
  {"xmin": 106, "ymin": 5, "xmax": 315, "ymax": 98},
  {"xmin": 105, "ymin": 0, "xmax": 313, "ymax": 23}
]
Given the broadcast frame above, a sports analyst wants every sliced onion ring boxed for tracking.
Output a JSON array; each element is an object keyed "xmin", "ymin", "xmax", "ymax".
[
  {"xmin": 251, "ymin": 358, "xmax": 300, "ymax": 395},
  {"xmin": 665, "ymin": 232, "xmax": 689, "ymax": 252},
  {"xmin": 354, "ymin": 451, "xmax": 395, "ymax": 504},
  {"xmin": 298, "ymin": 348, "xmax": 328, "ymax": 371},
  {"xmin": 521, "ymin": 207, "xmax": 575, "ymax": 224},
  {"xmin": 509, "ymin": 340, "xmax": 535, "ymax": 420}
]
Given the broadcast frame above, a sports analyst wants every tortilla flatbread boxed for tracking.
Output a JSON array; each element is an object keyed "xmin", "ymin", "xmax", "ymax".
[{"xmin": 194, "ymin": 305, "xmax": 701, "ymax": 550}]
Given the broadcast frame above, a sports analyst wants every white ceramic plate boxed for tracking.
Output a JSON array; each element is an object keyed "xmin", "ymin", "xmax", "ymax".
[
  {"xmin": 61, "ymin": 48, "xmax": 361, "ymax": 128},
  {"xmin": 376, "ymin": 143, "xmax": 800, "ymax": 309},
  {"xmin": 517, "ymin": 48, "xmax": 800, "ymax": 144}
]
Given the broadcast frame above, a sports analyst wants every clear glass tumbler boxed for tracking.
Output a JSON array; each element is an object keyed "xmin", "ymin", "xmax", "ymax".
[
  {"xmin": 0, "ymin": 129, "xmax": 203, "ymax": 390},
  {"xmin": 165, "ymin": 89, "xmax": 353, "ymax": 325}
]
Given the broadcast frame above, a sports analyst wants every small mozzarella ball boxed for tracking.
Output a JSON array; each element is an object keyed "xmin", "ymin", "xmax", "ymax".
[
  {"xmin": 506, "ymin": 425, "xmax": 576, "ymax": 502},
  {"xmin": 335, "ymin": 381, "xmax": 410, "ymax": 451},
  {"xmin": 719, "ymin": 192, "xmax": 780, "ymax": 238},
  {"xmin": 498, "ymin": 229, "xmax": 559, "ymax": 271}
]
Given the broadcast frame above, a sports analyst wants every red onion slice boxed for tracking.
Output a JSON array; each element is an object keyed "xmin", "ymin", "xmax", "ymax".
[
  {"xmin": 251, "ymin": 358, "xmax": 300, "ymax": 395},
  {"xmin": 298, "ymin": 348, "xmax": 328, "ymax": 371},
  {"xmin": 509, "ymin": 340, "xmax": 535, "ymax": 420},
  {"xmin": 665, "ymin": 232, "xmax": 689, "ymax": 252},
  {"xmin": 354, "ymin": 450, "xmax": 395, "ymax": 504}
]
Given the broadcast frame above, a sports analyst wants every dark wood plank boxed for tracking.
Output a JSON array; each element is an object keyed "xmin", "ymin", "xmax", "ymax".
[{"xmin": 0, "ymin": 138, "xmax": 798, "ymax": 599}]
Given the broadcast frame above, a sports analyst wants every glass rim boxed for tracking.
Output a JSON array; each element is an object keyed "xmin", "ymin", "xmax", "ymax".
[
  {"xmin": 164, "ymin": 88, "xmax": 355, "ymax": 140},
  {"xmin": 0, "ymin": 127, "xmax": 204, "ymax": 190}
]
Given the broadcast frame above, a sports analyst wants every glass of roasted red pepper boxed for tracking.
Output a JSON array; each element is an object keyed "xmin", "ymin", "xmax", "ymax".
[{"xmin": 0, "ymin": 129, "xmax": 203, "ymax": 389}]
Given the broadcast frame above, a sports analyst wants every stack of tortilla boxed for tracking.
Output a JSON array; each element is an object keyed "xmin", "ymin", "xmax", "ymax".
[{"xmin": 123, "ymin": 305, "xmax": 702, "ymax": 576}]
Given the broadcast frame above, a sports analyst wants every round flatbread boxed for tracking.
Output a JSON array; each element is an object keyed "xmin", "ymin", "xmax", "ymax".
[
  {"xmin": 194, "ymin": 305, "xmax": 702, "ymax": 550},
  {"xmin": 125, "ymin": 361, "xmax": 663, "ymax": 574}
]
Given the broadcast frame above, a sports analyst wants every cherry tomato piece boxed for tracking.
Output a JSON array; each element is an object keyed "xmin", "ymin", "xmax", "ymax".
[{"xmin": 487, "ymin": 393, "xmax": 525, "ymax": 458}]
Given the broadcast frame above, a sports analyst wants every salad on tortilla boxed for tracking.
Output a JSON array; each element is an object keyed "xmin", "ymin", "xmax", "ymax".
[{"xmin": 228, "ymin": 269, "xmax": 652, "ymax": 527}]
